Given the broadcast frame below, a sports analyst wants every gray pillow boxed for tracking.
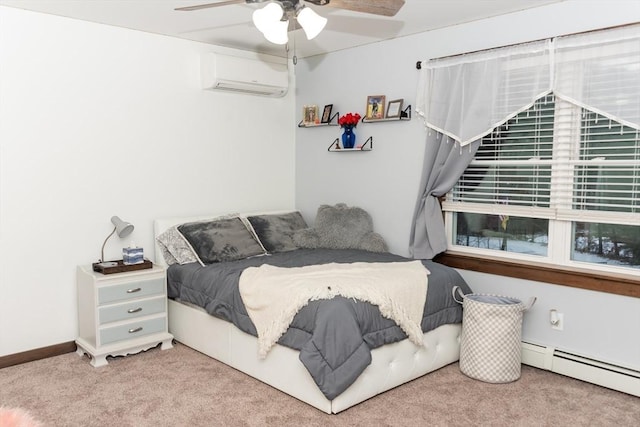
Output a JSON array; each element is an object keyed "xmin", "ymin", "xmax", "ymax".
[
  {"xmin": 178, "ymin": 217, "xmax": 265, "ymax": 264},
  {"xmin": 293, "ymin": 203, "xmax": 388, "ymax": 253},
  {"xmin": 246, "ymin": 211, "xmax": 308, "ymax": 253}
]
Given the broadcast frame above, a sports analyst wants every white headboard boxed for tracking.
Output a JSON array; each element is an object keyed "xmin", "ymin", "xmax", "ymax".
[{"xmin": 153, "ymin": 209, "xmax": 300, "ymax": 268}]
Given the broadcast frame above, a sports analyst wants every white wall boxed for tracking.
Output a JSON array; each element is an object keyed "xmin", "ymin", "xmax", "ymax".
[
  {"xmin": 0, "ymin": 7, "xmax": 296, "ymax": 356},
  {"xmin": 295, "ymin": 0, "xmax": 640, "ymax": 369}
]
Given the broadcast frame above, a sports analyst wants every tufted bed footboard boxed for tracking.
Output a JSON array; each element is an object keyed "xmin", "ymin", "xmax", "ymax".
[{"xmin": 168, "ymin": 298, "xmax": 461, "ymax": 413}]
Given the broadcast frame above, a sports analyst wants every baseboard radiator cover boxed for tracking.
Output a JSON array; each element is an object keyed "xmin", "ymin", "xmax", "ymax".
[{"xmin": 521, "ymin": 342, "xmax": 640, "ymax": 397}]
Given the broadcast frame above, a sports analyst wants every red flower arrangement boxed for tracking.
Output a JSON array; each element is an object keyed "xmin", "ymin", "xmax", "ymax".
[{"xmin": 338, "ymin": 112, "xmax": 362, "ymax": 128}]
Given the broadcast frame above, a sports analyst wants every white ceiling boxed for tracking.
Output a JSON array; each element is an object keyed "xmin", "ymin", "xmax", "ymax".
[{"xmin": 0, "ymin": 0, "xmax": 565, "ymax": 58}]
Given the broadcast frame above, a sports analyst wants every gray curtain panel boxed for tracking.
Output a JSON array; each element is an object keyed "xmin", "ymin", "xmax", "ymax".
[
  {"xmin": 409, "ymin": 132, "xmax": 480, "ymax": 259},
  {"xmin": 411, "ymin": 39, "xmax": 550, "ymax": 259}
]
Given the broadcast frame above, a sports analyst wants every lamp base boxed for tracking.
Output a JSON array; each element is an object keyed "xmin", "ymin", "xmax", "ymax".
[{"xmin": 98, "ymin": 261, "xmax": 118, "ymax": 268}]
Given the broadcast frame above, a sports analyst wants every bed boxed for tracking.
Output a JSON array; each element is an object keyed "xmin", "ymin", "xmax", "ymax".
[{"xmin": 153, "ymin": 209, "xmax": 470, "ymax": 414}]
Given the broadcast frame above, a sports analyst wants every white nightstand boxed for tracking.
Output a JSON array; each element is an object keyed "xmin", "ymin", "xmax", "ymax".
[{"xmin": 75, "ymin": 264, "xmax": 173, "ymax": 367}]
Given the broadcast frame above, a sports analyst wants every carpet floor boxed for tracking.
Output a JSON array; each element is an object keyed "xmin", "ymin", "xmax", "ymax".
[{"xmin": 0, "ymin": 342, "xmax": 638, "ymax": 426}]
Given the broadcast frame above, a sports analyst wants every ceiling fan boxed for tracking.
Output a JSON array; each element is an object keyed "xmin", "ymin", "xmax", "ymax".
[{"xmin": 175, "ymin": 0, "xmax": 406, "ymax": 44}]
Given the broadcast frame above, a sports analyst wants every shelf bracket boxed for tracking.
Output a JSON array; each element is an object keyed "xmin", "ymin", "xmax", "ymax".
[
  {"xmin": 328, "ymin": 136, "xmax": 373, "ymax": 152},
  {"xmin": 401, "ymin": 104, "xmax": 411, "ymax": 119}
]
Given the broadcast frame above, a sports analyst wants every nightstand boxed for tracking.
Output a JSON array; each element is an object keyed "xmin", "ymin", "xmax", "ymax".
[{"xmin": 75, "ymin": 264, "xmax": 173, "ymax": 367}]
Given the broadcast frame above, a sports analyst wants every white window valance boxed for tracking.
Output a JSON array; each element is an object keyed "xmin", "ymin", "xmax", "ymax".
[
  {"xmin": 416, "ymin": 24, "xmax": 640, "ymax": 147},
  {"xmin": 554, "ymin": 25, "xmax": 640, "ymax": 131}
]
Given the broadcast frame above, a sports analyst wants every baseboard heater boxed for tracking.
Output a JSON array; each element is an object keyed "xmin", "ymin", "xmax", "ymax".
[{"xmin": 521, "ymin": 342, "xmax": 640, "ymax": 397}]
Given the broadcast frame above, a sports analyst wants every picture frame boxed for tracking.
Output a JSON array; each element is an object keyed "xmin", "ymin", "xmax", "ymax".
[
  {"xmin": 386, "ymin": 99, "xmax": 404, "ymax": 118},
  {"xmin": 303, "ymin": 105, "xmax": 319, "ymax": 125},
  {"xmin": 365, "ymin": 95, "xmax": 386, "ymax": 120},
  {"xmin": 321, "ymin": 104, "xmax": 333, "ymax": 124}
]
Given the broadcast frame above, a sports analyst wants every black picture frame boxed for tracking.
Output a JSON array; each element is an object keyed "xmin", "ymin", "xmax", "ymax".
[{"xmin": 321, "ymin": 104, "xmax": 333, "ymax": 123}]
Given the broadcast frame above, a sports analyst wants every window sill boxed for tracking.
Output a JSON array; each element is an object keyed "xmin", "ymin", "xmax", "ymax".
[{"xmin": 434, "ymin": 251, "xmax": 640, "ymax": 298}]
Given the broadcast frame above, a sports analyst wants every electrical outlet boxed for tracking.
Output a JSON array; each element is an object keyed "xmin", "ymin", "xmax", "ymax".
[{"xmin": 551, "ymin": 312, "xmax": 564, "ymax": 331}]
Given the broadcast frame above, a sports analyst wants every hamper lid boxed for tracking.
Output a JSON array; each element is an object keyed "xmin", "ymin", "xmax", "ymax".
[
  {"xmin": 465, "ymin": 295, "xmax": 521, "ymax": 305},
  {"xmin": 452, "ymin": 286, "xmax": 536, "ymax": 311}
]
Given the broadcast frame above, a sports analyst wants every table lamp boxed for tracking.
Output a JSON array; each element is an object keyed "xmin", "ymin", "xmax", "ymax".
[{"xmin": 99, "ymin": 216, "xmax": 134, "ymax": 267}]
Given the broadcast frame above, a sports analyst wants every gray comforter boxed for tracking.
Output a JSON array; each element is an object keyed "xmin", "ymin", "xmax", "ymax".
[{"xmin": 166, "ymin": 249, "xmax": 471, "ymax": 400}]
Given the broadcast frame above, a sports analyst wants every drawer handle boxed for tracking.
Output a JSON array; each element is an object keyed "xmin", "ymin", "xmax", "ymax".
[
  {"xmin": 127, "ymin": 307, "xmax": 143, "ymax": 314},
  {"xmin": 126, "ymin": 287, "xmax": 142, "ymax": 294},
  {"xmin": 128, "ymin": 327, "xmax": 143, "ymax": 334}
]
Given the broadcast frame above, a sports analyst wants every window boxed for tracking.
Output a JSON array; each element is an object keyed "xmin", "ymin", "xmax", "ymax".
[
  {"xmin": 415, "ymin": 24, "xmax": 640, "ymax": 282},
  {"xmin": 445, "ymin": 94, "xmax": 640, "ymax": 274}
]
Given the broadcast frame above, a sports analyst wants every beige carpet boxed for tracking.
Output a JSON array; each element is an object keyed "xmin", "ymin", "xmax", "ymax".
[{"xmin": 0, "ymin": 342, "xmax": 638, "ymax": 426}]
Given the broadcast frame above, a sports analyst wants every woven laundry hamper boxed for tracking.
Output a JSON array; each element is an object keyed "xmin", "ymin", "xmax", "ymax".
[{"xmin": 453, "ymin": 287, "xmax": 536, "ymax": 383}]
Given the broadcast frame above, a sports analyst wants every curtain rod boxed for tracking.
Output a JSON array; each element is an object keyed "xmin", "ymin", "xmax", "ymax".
[{"xmin": 415, "ymin": 22, "xmax": 637, "ymax": 69}]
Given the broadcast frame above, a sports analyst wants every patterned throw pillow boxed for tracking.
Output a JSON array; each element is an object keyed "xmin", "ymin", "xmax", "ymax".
[
  {"xmin": 177, "ymin": 217, "xmax": 266, "ymax": 265},
  {"xmin": 156, "ymin": 226, "xmax": 199, "ymax": 265},
  {"xmin": 246, "ymin": 211, "xmax": 308, "ymax": 253}
]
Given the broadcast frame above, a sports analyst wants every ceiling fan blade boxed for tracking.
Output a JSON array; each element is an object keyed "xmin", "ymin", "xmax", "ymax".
[
  {"xmin": 175, "ymin": 1, "xmax": 249, "ymax": 12},
  {"xmin": 324, "ymin": 0, "xmax": 405, "ymax": 17}
]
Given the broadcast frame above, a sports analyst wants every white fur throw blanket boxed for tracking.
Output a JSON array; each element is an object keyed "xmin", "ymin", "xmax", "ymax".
[{"xmin": 239, "ymin": 261, "xmax": 429, "ymax": 358}]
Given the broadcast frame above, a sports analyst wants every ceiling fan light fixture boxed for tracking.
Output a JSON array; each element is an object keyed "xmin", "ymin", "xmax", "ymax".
[
  {"xmin": 252, "ymin": 2, "xmax": 284, "ymax": 34},
  {"xmin": 252, "ymin": 2, "xmax": 289, "ymax": 45},
  {"xmin": 296, "ymin": 6, "xmax": 327, "ymax": 40},
  {"xmin": 263, "ymin": 19, "xmax": 289, "ymax": 45}
]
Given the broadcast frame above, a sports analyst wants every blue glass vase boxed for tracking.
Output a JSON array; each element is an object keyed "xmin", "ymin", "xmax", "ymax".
[{"xmin": 341, "ymin": 126, "xmax": 356, "ymax": 149}]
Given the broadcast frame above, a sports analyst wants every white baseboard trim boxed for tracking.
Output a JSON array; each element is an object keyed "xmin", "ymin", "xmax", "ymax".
[{"xmin": 521, "ymin": 342, "xmax": 640, "ymax": 397}]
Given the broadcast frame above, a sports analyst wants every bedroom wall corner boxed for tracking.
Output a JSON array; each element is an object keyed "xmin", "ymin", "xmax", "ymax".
[
  {"xmin": 0, "ymin": 6, "xmax": 297, "ymax": 356},
  {"xmin": 294, "ymin": 0, "xmax": 640, "ymax": 372}
]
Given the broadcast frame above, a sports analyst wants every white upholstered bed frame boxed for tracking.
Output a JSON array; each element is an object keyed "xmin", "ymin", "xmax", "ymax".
[{"xmin": 154, "ymin": 213, "xmax": 462, "ymax": 414}]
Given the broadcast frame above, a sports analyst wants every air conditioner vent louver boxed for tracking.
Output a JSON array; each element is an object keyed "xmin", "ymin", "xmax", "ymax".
[{"xmin": 201, "ymin": 53, "xmax": 288, "ymax": 97}]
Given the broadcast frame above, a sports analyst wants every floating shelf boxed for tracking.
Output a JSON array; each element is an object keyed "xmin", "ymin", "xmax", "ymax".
[
  {"xmin": 298, "ymin": 111, "xmax": 339, "ymax": 127},
  {"xmin": 328, "ymin": 136, "xmax": 373, "ymax": 152},
  {"xmin": 362, "ymin": 105, "xmax": 412, "ymax": 123}
]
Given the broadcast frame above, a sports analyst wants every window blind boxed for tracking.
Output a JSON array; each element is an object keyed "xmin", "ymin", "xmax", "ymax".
[
  {"xmin": 450, "ymin": 95, "xmax": 555, "ymax": 209},
  {"xmin": 449, "ymin": 95, "xmax": 640, "ymax": 226},
  {"xmin": 571, "ymin": 110, "xmax": 640, "ymax": 216}
]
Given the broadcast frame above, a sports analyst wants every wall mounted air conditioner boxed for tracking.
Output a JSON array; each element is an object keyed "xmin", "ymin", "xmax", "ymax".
[{"xmin": 201, "ymin": 53, "xmax": 288, "ymax": 97}]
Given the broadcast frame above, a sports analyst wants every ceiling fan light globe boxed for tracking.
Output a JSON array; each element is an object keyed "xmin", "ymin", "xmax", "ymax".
[
  {"xmin": 252, "ymin": 2, "xmax": 284, "ymax": 34},
  {"xmin": 263, "ymin": 19, "xmax": 289, "ymax": 45},
  {"xmin": 297, "ymin": 6, "xmax": 327, "ymax": 40}
]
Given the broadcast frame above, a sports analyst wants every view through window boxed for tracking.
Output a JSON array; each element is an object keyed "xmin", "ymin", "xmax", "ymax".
[{"xmin": 447, "ymin": 94, "xmax": 640, "ymax": 272}]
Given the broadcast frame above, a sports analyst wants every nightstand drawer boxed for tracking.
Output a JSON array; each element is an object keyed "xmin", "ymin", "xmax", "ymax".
[
  {"xmin": 98, "ymin": 277, "xmax": 164, "ymax": 305},
  {"xmin": 100, "ymin": 316, "xmax": 166, "ymax": 346},
  {"xmin": 99, "ymin": 296, "xmax": 166, "ymax": 324}
]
